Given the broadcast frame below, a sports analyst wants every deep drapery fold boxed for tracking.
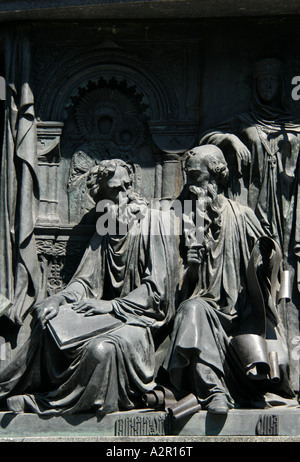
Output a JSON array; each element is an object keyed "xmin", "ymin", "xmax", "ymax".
[{"xmin": 0, "ymin": 27, "xmax": 41, "ymax": 325}]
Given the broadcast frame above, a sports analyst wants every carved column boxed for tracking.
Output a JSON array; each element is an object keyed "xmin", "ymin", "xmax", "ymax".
[
  {"xmin": 36, "ymin": 121, "xmax": 64, "ymax": 226},
  {"xmin": 149, "ymin": 121, "xmax": 198, "ymax": 199}
]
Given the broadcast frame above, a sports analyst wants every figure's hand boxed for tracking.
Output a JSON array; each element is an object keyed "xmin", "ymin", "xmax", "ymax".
[
  {"xmin": 187, "ymin": 247, "xmax": 202, "ymax": 266},
  {"xmin": 33, "ymin": 295, "xmax": 64, "ymax": 328},
  {"xmin": 229, "ymin": 135, "xmax": 251, "ymax": 173},
  {"xmin": 186, "ymin": 247, "xmax": 204, "ymax": 280},
  {"xmin": 72, "ymin": 299, "xmax": 113, "ymax": 316}
]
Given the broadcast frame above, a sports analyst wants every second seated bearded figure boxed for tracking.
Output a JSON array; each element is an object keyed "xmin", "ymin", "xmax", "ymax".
[{"xmin": 155, "ymin": 145, "xmax": 295, "ymax": 415}]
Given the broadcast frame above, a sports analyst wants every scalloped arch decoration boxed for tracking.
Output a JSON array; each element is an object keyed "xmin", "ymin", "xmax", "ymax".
[{"xmin": 35, "ymin": 50, "xmax": 179, "ymax": 122}]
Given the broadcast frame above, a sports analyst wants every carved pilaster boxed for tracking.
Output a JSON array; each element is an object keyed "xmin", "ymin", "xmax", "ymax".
[
  {"xmin": 36, "ymin": 121, "xmax": 64, "ymax": 226},
  {"xmin": 149, "ymin": 121, "xmax": 198, "ymax": 199},
  {"xmin": 35, "ymin": 225, "xmax": 94, "ymax": 296}
]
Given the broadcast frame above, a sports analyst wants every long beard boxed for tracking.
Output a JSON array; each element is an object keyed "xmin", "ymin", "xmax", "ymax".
[
  {"xmin": 184, "ymin": 182, "xmax": 221, "ymax": 248},
  {"xmin": 102, "ymin": 193, "xmax": 148, "ymax": 235}
]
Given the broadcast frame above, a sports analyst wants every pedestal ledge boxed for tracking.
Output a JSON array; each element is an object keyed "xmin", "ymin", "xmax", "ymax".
[{"xmin": 0, "ymin": 407, "xmax": 300, "ymax": 439}]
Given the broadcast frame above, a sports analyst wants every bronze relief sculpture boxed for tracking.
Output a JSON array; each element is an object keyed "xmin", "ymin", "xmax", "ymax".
[
  {"xmin": 155, "ymin": 145, "xmax": 295, "ymax": 415},
  {"xmin": 0, "ymin": 159, "xmax": 179, "ymax": 416},
  {"xmin": 200, "ymin": 58, "xmax": 300, "ymax": 395},
  {"xmin": 0, "ymin": 42, "xmax": 300, "ymax": 435}
]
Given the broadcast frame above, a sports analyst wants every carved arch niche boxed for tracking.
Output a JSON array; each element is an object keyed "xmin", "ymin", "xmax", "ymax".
[
  {"xmin": 61, "ymin": 78, "xmax": 151, "ymax": 225},
  {"xmin": 34, "ymin": 45, "xmax": 198, "ymax": 226},
  {"xmin": 32, "ymin": 36, "xmax": 201, "ymax": 294}
]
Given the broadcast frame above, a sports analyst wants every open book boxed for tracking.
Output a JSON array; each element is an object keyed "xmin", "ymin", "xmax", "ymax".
[{"xmin": 47, "ymin": 304, "xmax": 123, "ymax": 350}]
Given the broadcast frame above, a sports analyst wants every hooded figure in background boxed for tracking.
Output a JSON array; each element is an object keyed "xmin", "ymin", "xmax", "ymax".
[
  {"xmin": 200, "ymin": 58, "xmax": 300, "ymax": 259},
  {"xmin": 200, "ymin": 59, "xmax": 300, "ymax": 391}
]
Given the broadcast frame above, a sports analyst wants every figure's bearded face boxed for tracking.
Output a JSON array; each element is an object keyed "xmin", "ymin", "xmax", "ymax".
[
  {"xmin": 185, "ymin": 156, "xmax": 218, "ymax": 208},
  {"xmin": 185, "ymin": 155, "xmax": 209, "ymax": 190},
  {"xmin": 97, "ymin": 166, "xmax": 148, "ymax": 230},
  {"xmin": 184, "ymin": 147, "xmax": 229, "ymax": 206},
  {"xmin": 101, "ymin": 166, "xmax": 132, "ymax": 204}
]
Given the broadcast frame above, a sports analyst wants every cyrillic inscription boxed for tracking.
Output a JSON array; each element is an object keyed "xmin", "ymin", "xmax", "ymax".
[
  {"xmin": 256, "ymin": 414, "xmax": 279, "ymax": 435},
  {"xmin": 115, "ymin": 414, "xmax": 167, "ymax": 436}
]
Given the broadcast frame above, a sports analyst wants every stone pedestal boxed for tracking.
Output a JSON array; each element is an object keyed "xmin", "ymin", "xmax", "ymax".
[{"xmin": 1, "ymin": 407, "xmax": 300, "ymax": 440}]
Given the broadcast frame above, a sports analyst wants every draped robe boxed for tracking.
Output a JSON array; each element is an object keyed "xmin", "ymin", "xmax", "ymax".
[
  {"xmin": 160, "ymin": 195, "xmax": 295, "ymax": 408},
  {"xmin": 200, "ymin": 97, "xmax": 300, "ymax": 390},
  {"xmin": 200, "ymin": 112, "xmax": 300, "ymax": 259},
  {"xmin": 0, "ymin": 207, "xmax": 179, "ymax": 415}
]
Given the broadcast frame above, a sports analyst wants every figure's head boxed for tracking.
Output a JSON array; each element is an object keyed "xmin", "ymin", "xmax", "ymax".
[
  {"xmin": 253, "ymin": 58, "xmax": 284, "ymax": 104},
  {"xmin": 87, "ymin": 159, "xmax": 134, "ymax": 203},
  {"xmin": 184, "ymin": 145, "xmax": 229, "ymax": 192}
]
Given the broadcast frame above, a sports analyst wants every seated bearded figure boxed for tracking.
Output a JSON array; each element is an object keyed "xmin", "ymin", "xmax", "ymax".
[
  {"xmin": 0, "ymin": 159, "xmax": 179, "ymax": 416},
  {"xmin": 154, "ymin": 145, "xmax": 295, "ymax": 415}
]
